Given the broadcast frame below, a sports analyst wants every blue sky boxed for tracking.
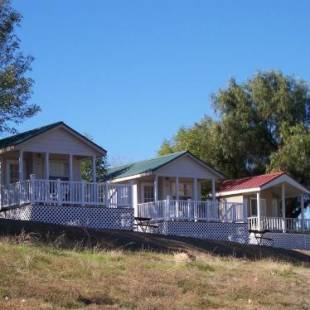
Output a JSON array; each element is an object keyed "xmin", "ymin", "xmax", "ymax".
[{"xmin": 11, "ymin": 0, "xmax": 310, "ymax": 165}]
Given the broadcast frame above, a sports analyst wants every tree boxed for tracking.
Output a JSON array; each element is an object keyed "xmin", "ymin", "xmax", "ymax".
[
  {"xmin": 159, "ymin": 71, "xmax": 310, "ymax": 183},
  {"xmin": 0, "ymin": 0, "xmax": 40, "ymax": 133},
  {"xmin": 81, "ymin": 156, "xmax": 107, "ymax": 182},
  {"xmin": 268, "ymin": 125, "xmax": 310, "ymax": 185},
  {"xmin": 79, "ymin": 133, "xmax": 107, "ymax": 182}
]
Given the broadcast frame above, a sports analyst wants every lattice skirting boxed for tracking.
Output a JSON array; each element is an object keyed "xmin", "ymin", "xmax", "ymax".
[
  {"xmin": 249, "ymin": 232, "xmax": 310, "ymax": 250},
  {"xmin": 0, "ymin": 204, "xmax": 134, "ymax": 231},
  {"xmin": 153, "ymin": 221, "xmax": 249, "ymax": 244}
]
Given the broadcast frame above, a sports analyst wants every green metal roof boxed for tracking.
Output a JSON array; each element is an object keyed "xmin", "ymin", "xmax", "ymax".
[
  {"xmin": 0, "ymin": 122, "xmax": 63, "ymax": 150},
  {"xmin": 0, "ymin": 121, "xmax": 107, "ymax": 153},
  {"xmin": 107, "ymin": 151, "xmax": 192, "ymax": 180}
]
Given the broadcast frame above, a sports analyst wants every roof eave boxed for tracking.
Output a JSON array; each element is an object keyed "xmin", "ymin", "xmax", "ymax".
[{"xmin": 109, "ymin": 172, "xmax": 153, "ymax": 183}]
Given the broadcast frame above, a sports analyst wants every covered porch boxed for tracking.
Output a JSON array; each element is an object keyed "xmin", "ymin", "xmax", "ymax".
[
  {"xmin": 0, "ymin": 150, "xmax": 131, "ymax": 209},
  {"xmin": 0, "ymin": 122, "xmax": 131, "ymax": 209},
  {"xmin": 218, "ymin": 173, "xmax": 310, "ymax": 233},
  {"xmin": 135, "ymin": 175, "xmax": 247, "ymax": 222}
]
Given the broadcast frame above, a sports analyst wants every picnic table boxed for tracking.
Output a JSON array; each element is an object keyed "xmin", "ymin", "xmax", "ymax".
[
  {"xmin": 249, "ymin": 229, "xmax": 274, "ymax": 246},
  {"xmin": 134, "ymin": 217, "xmax": 159, "ymax": 232}
]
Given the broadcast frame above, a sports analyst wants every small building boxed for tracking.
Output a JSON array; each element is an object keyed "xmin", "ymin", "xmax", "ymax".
[
  {"xmin": 0, "ymin": 122, "xmax": 133, "ymax": 230},
  {"xmin": 107, "ymin": 151, "xmax": 229, "ymax": 220},
  {"xmin": 218, "ymin": 172, "xmax": 310, "ymax": 233}
]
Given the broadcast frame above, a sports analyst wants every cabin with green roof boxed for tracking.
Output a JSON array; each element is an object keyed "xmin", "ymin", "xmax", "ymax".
[{"xmin": 106, "ymin": 151, "xmax": 224, "ymax": 218}]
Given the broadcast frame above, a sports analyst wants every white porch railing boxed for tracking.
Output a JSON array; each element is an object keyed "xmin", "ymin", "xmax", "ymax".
[
  {"xmin": 248, "ymin": 216, "xmax": 310, "ymax": 233},
  {"xmin": 137, "ymin": 199, "xmax": 247, "ymax": 222},
  {"xmin": 0, "ymin": 178, "xmax": 132, "ymax": 209}
]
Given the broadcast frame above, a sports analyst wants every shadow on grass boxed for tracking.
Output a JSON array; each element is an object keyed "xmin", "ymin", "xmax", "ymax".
[{"xmin": 0, "ymin": 219, "xmax": 308, "ymax": 266}]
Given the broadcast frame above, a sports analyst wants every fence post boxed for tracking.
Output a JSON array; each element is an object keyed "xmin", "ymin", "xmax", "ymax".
[
  {"xmin": 81, "ymin": 180, "xmax": 85, "ymax": 206},
  {"xmin": 30, "ymin": 174, "xmax": 36, "ymax": 204},
  {"xmin": 57, "ymin": 178, "xmax": 61, "ymax": 206},
  {"xmin": 166, "ymin": 196, "xmax": 170, "ymax": 220},
  {"xmin": 187, "ymin": 199, "xmax": 191, "ymax": 220}
]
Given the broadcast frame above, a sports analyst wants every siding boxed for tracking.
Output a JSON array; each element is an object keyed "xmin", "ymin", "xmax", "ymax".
[
  {"xmin": 156, "ymin": 156, "xmax": 218, "ymax": 179},
  {"xmin": 17, "ymin": 127, "xmax": 100, "ymax": 157}
]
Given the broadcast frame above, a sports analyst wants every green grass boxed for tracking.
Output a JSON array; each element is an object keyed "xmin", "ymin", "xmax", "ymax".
[{"xmin": 0, "ymin": 237, "xmax": 308, "ymax": 309}]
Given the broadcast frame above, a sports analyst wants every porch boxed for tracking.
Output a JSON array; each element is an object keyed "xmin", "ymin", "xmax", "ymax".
[
  {"xmin": 137, "ymin": 199, "xmax": 247, "ymax": 222},
  {"xmin": 248, "ymin": 216, "xmax": 310, "ymax": 233},
  {"xmin": 1, "ymin": 176, "xmax": 132, "ymax": 209}
]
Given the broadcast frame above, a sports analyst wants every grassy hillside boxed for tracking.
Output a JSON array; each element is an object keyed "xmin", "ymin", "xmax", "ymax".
[{"xmin": 0, "ymin": 220, "xmax": 308, "ymax": 309}]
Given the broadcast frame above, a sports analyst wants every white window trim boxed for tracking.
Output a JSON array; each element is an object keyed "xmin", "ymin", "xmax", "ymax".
[{"xmin": 141, "ymin": 182, "xmax": 155, "ymax": 203}]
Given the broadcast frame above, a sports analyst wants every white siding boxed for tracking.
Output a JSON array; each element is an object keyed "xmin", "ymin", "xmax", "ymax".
[
  {"xmin": 156, "ymin": 155, "xmax": 218, "ymax": 179},
  {"xmin": 17, "ymin": 127, "xmax": 100, "ymax": 157}
]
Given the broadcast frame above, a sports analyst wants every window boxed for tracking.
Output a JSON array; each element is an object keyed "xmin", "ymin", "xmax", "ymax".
[{"xmin": 143, "ymin": 184, "xmax": 154, "ymax": 203}]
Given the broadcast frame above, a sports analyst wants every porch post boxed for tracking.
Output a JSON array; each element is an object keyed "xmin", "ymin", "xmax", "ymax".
[
  {"xmin": 131, "ymin": 181, "xmax": 138, "ymax": 217},
  {"xmin": 69, "ymin": 154, "xmax": 73, "ymax": 181},
  {"xmin": 176, "ymin": 177, "xmax": 179, "ymax": 202},
  {"xmin": 193, "ymin": 178, "xmax": 198, "ymax": 201},
  {"xmin": 257, "ymin": 192, "xmax": 261, "ymax": 231},
  {"xmin": 92, "ymin": 156, "xmax": 97, "ymax": 182},
  {"xmin": 44, "ymin": 152, "xmax": 50, "ymax": 180},
  {"xmin": 154, "ymin": 175, "xmax": 158, "ymax": 202},
  {"xmin": 282, "ymin": 183, "xmax": 286, "ymax": 233},
  {"xmin": 212, "ymin": 178, "xmax": 216, "ymax": 207},
  {"xmin": 301, "ymin": 194, "xmax": 305, "ymax": 232},
  {"xmin": 176, "ymin": 177, "xmax": 179, "ymax": 218},
  {"xmin": 18, "ymin": 150, "xmax": 24, "ymax": 182}
]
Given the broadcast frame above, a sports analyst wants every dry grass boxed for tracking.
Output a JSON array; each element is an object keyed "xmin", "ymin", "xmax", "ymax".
[{"xmin": 0, "ymin": 234, "xmax": 309, "ymax": 310}]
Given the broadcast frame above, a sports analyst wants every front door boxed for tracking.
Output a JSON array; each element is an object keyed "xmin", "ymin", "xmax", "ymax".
[{"xmin": 6, "ymin": 160, "xmax": 19, "ymax": 184}]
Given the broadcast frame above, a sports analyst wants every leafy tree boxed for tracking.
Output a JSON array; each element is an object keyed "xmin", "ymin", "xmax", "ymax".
[
  {"xmin": 268, "ymin": 125, "xmax": 310, "ymax": 185},
  {"xmin": 0, "ymin": 0, "xmax": 40, "ymax": 133},
  {"xmin": 80, "ymin": 133, "xmax": 107, "ymax": 182},
  {"xmin": 159, "ymin": 71, "xmax": 310, "ymax": 183},
  {"xmin": 81, "ymin": 156, "xmax": 107, "ymax": 182}
]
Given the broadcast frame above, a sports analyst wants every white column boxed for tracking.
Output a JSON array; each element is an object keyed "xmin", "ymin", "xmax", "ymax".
[
  {"xmin": 301, "ymin": 194, "xmax": 305, "ymax": 232},
  {"xmin": 257, "ymin": 192, "xmax": 261, "ymax": 231},
  {"xmin": 69, "ymin": 154, "xmax": 73, "ymax": 181},
  {"xmin": 44, "ymin": 152, "xmax": 50, "ymax": 180},
  {"xmin": 176, "ymin": 177, "xmax": 179, "ymax": 201},
  {"xmin": 193, "ymin": 178, "xmax": 198, "ymax": 201},
  {"xmin": 131, "ymin": 181, "xmax": 138, "ymax": 217},
  {"xmin": 282, "ymin": 183, "xmax": 286, "ymax": 233},
  {"xmin": 212, "ymin": 178, "xmax": 216, "ymax": 206},
  {"xmin": 176, "ymin": 177, "xmax": 179, "ymax": 218},
  {"xmin": 154, "ymin": 175, "xmax": 159, "ymax": 202},
  {"xmin": 92, "ymin": 155, "xmax": 96, "ymax": 183},
  {"xmin": 18, "ymin": 150, "xmax": 24, "ymax": 182}
]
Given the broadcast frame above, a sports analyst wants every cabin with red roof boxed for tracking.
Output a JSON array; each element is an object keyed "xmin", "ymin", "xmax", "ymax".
[{"xmin": 218, "ymin": 172, "xmax": 310, "ymax": 233}]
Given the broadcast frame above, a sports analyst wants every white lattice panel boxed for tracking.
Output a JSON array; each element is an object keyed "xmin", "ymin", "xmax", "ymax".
[
  {"xmin": 249, "ymin": 232, "xmax": 310, "ymax": 250},
  {"xmin": 1, "ymin": 205, "xmax": 134, "ymax": 231},
  {"xmin": 156, "ymin": 221, "xmax": 249, "ymax": 244}
]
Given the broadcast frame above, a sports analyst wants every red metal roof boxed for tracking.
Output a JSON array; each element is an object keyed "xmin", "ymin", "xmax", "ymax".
[{"xmin": 219, "ymin": 172, "xmax": 285, "ymax": 192}]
